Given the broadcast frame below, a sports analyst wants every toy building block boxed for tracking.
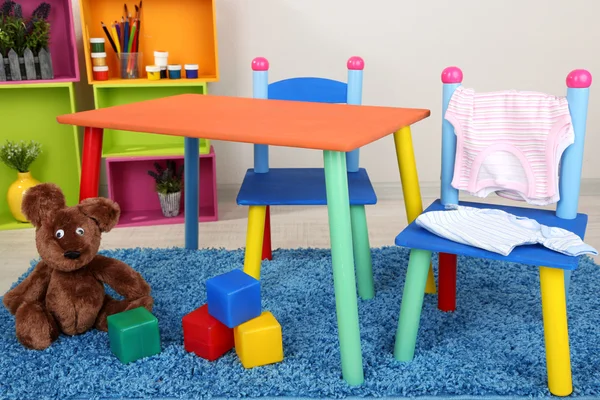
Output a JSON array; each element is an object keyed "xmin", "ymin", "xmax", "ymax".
[
  {"xmin": 206, "ymin": 269, "xmax": 261, "ymax": 328},
  {"xmin": 182, "ymin": 304, "xmax": 234, "ymax": 361},
  {"xmin": 234, "ymin": 311, "xmax": 284, "ymax": 369},
  {"xmin": 107, "ymin": 307, "xmax": 161, "ymax": 364}
]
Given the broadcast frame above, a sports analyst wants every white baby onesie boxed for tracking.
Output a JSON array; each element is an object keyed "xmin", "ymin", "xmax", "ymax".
[
  {"xmin": 416, "ymin": 206, "xmax": 597, "ymax": 257},
  {"xmin": 444, "ymin": 87, "xmax": 574, "ymax": 206}
]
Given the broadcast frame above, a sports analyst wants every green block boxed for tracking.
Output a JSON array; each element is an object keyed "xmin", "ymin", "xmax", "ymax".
[{"xmin": 107, "ymin": 307, "xmax": 161, "ymax": 364}]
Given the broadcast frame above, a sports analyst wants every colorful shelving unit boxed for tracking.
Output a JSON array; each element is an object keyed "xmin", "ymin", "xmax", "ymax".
[
  {"xmin": 0, "ymin": 0, "xmax": 81, "ymax": 231},
  {"xmin": 106, "ymin": 148, "xmax": 218, "ymax": 227},
  {"xmin": 80, "ymin": 0, "xmax": 219, "ymax": 224}
]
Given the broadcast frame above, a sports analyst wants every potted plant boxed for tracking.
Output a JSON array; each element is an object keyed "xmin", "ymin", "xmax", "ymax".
[
  {"xmin": 147, "ymin": 160, "xmax": 184, "ymax": 217},
  {"xmin": 0, "ymin": 139, "xmax": 42, "ymax": 222},
  {"xmin": 0, "ymin": 1, "xmax": 53, "ymax": 81}
]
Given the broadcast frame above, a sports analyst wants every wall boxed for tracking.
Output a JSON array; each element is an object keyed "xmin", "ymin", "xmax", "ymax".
[{"xmin": 71, "ymin": 0, "xmax": 600, "ymax": 186}]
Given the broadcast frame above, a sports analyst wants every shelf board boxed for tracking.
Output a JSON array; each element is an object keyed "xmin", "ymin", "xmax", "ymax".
[
  {"xmin": 0, "ymin": 213, "xmax": 33, "ymax": 231},
  {"xmin": 116, "ymin": 208, "xmax": 217, "ymax": 228},
  {"xmin": 101, "ymin": 142, "xmax": 210, "ymax": 157},
  {"xmin": 91, "ymin": 77, "xmax": 215, "ymax": 87},
  {"xmin": 0, "ymin": 82, "xmax": 75, "ymax": 90}
]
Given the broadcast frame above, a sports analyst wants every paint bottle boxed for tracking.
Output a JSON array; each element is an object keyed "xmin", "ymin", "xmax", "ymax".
[
  {"xmin": 90, "ymin": 38, "xmax": 105, "ymax": 53},
  {"xmin": 91, "ymin": 52, "xmax": 107, "ymax": 67},
  {"xmin": 185, "ymin": 64, "xmax": 199, "ymax": 79},
  {"xmin": 92, "ymin": 65, "xmax": 109, "ymax": 81},
  {"xmin": 160, "ymin": 66, "xmax": 167, "ymax": 79},
  {"xmin": 154, "ymin": 51, "xmax": 169, "ymax": 67},
  {"xmin": 146, "ymin": 65, "xmax": 161, "ymax": 81},
  {"xmin": 167, "ymin": 65, "xmax": 181, "ymax": 79}
]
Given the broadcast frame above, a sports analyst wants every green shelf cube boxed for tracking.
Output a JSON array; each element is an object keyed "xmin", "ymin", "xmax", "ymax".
[{"xmin": 107, "ymin": 307, "xmax": 161, "ymax": 364}]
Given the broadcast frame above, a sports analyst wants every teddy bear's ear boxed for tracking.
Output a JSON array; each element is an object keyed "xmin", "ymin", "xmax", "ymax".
[
  {"xmin": 78, "ymin": 197, "xmax": 120, "ymax": 233},
  {"xmin": 21, "ymin": 183, "xmax": 67, "ymax": 228}
]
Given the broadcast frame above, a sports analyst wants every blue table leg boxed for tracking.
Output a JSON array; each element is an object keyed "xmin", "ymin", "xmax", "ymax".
[
  {"xmin": 323, "ymin": 150, "xmax": 364, "ymax": 386},
  {"xmin": 184, "ymin": 137, "xmax": 199, "ymax": 250}
]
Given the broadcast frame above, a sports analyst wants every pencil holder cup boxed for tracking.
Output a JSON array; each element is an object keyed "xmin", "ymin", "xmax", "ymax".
[{"xmin": 118, "ymin": 52, "xmax": 142, "ymax": 79}]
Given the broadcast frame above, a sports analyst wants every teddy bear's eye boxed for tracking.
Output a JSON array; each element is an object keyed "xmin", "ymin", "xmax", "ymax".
[
  {"xmin": 55, "ymin": 229, "xmax": 65, "ymax": 239},
  {"xmin": 76, "ymin": 227, "xmax": 85, "ymax": 236}
]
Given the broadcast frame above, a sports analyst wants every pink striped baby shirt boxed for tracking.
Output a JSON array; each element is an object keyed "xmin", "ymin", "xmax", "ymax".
[{"xmin": 445, "ymin": 87, "xmax": 574, "ymax": 206}]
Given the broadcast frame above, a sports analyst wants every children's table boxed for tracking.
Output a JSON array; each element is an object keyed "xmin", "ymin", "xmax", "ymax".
[{"xmin": 57, "ymin": 94, "xmax": 430, "ymax": 386}]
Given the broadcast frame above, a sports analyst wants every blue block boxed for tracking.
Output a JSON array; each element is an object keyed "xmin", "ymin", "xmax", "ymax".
[
  {"xmin": 206, "ymin": 269, "xmax": 261, "ymax": 328},
  {"xmin": 236, "ymin": 168, "xmax": 377, "ymax": 206},
  {"xmin": 395, "ymin": 199, "xmax": 589, "ymax": 270}
]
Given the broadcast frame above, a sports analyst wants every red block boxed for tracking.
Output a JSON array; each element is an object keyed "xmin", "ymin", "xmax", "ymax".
[{"xmin": 182, "ymin": 304, "xmax": 234, "ymax": 361}]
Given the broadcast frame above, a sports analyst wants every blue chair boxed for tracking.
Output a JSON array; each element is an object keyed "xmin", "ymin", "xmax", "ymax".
[
  {"xmin": 392, "ymin": 67, "xmax": 592, "ymax": 396},
  {"xmin": 236, "ymin": 56, "xmax": 377, "ymax": 300}
]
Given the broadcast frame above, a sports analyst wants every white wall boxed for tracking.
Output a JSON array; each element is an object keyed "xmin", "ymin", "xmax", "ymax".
[{"xmin": 72, "ymin": 0, "xmax": 600, "ymax": 186}]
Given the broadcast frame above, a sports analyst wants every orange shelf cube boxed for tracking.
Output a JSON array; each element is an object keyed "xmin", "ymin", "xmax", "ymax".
[{"xmin": 79, "ymin": 0, "xmax": 219, "ymax": 85}]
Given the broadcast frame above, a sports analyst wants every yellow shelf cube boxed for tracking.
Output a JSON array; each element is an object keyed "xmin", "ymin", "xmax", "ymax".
[{"xmin": 234, "ymin": 311, "xmax": 283, "ymax": 369}]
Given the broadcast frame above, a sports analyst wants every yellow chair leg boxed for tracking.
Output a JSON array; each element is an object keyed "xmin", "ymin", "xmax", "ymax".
[
  {"xmin": 394, "ymin": 126, "xmax": 436, "ymax": 294},
  {"xmin": 243, "ymin": 206, "xmax": 267, "ymax": 280},
  {"xmin": 539, "ymin": 266, "xmax": 572, "ymax": 397}
]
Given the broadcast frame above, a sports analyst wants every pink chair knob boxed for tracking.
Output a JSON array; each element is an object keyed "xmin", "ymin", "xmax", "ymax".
[
  {"xmin": 252, "ymin": 57, "xmax": 269, "ymax": 71},
  {"xmin": 441, "ymin": 66, "xmax": 463, "ymax": 84},
  {"xmin": 347, "ymin": 56, "xmax": 365, "ymax": 71},
  {"xmin": 566, "ymin": 69, "xmax": 592, "ymax": 88}
]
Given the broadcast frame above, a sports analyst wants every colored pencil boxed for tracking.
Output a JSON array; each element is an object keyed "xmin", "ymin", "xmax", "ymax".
[
  {"xmin": 115, "ymin": 21, "xmax": 121, "ymax": 50},
  {"xmin": 127, "ymin": 21, "xmax": 136, "ymax": 53},
  {"xmin": 110, "ymin": 24, "xmax": 121, "ymax": 53},
  {"xmin": 135, "ymin": 1, "xmax": 142, "ymax": 52},
  {"xmin": 100, "ymin": 22, "xmax": 118, "ymax": 53},
  {"xmin": 124, "ymin": 19, "xmax": 129, "ymax": 54}
]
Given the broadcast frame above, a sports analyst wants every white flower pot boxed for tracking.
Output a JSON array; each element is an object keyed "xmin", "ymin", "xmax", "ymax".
[{"xmin": 158, "ymin": 191, "xmax": 181, "ymax": 217}]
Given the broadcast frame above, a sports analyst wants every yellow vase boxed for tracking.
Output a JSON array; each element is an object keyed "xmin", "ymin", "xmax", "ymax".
[{"xmin": 7, "ymin": 171, "xmax": 40, "ymax": 223}]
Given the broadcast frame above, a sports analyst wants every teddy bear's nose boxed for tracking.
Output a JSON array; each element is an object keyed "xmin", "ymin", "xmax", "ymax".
[{"xmin": 64, "ymin": 251, "xmax": 81, "ymax": 260}]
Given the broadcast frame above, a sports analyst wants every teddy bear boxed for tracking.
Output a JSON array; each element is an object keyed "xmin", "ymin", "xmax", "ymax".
[{"xmin": 2, "ymin": 183, "xmax": 154, "ymax": 350}]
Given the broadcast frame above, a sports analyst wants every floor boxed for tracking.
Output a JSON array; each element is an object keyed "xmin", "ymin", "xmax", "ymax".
[{"xmin": 1, "ymin": 183, "xmax": 598, "ymax": 295}]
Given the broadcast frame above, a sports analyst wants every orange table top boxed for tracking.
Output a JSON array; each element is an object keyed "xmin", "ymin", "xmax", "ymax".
[{"xmin": 57, "ymin": 94, "xmax": 430, "ymax": 152}]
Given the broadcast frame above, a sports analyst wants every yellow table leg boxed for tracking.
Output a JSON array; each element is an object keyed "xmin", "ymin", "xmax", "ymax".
[
  {"xmin": 539, "ymin": 266, "xmax": 572, "ymax": 397},
  {"xmin": 393, "ymin": 127, "xmax": 436, "ymax": 294},
  {"xmin": 243, "ymin": 205, "xmax": 267, "ymax": 280}
]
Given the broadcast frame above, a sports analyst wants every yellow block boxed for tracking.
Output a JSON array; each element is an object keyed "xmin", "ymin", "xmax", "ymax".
[{"xmin": 234, "ymin": 311, "xmax": 283, "ymax": 368}]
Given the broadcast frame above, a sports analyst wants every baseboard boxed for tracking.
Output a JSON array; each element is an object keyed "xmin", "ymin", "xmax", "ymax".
[{"xmin": 98, "ymin": 179, "xmax": 600, "ymax": 202}]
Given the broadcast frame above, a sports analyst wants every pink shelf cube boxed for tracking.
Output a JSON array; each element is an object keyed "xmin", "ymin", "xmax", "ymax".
[
  {"xmin": 1, "ymin": 0, "xmax": 79, "ymax": 84},
  {"xmin": 106, "ymin": 147, "xmax": 218, "ymax": 228}
]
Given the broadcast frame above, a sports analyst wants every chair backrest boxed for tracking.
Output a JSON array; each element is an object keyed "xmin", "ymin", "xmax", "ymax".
[
  {"xmin": 440, "ymin": 66, "xmax": 592, "ymax": 220},
  {"xmin": 251, "ymin": 56, "xmax": 365, "ymax": 173}
]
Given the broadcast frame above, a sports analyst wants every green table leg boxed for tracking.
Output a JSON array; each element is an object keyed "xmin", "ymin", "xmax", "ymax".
[
  {"xmin": 323, "ymin": 150, "xmax": 364, "ymax": 386},
  {"xmin": 394, "ymin": 248, "xmax": 432, "ymax": 361},
  {"xmin": 350, "ymin": 205, "xmax": 374, "ymax": 300}
]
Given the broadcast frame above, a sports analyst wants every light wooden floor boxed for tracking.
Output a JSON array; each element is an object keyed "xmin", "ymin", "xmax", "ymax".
[{"xmin": 1, "ymin": 184, "xmax": 598, "ymax": 295}]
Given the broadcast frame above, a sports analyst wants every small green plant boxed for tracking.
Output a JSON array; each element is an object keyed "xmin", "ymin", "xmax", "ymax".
[
  {"xmin": 0, "ymin": 139, "xmax": 42, "ymax": 173},
  {"xmin": 147, "ymin": 160, "xmax": 184, "ymax": 195},
  {"xmin": 0, "ymin": 1, "xmax": 51, "ymax": 57}
]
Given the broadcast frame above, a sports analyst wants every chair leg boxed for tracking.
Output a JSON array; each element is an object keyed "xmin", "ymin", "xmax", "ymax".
[
  {"xmin": 243, "ymin": 206, "xmax": 266, "ymax": 280},
  {"xmin": 393, "ymin": 127, "xmax": 436, "ymax": 295},
  {"xmin": 394, "ymin": 249, "xmax": 432, "ymax": 361},
  {"xmin": 262, "ymin": 206, "xmax": 273, "ymax": 261},
  {"xmin": 438, "ymin": 253, "xmax": 457, "ymax": 312},
  {"xmin": 539, "ymin": 266, "xmax": 572, "ymax": 397},
  {"xmin": 350, "ymin": 205, "xmax": 374, "ymax": 300}
]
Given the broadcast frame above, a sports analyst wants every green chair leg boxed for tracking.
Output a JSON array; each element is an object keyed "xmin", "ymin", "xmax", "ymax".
[
  {"xmin": 350, "ymin": 205, "xmax": 374, "ymax": 300},
  {"xmin": 394, "ymin": 249, "xmax": 432, "ymax": 361}
]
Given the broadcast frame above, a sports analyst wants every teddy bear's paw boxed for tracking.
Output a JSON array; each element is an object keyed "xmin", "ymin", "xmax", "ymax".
[
  {"xmin": 15, "ymin": 302, "xmax": 59, "ymax": 350},
  {"xmin": 125, "ymin": 296, "xmax": 154, "ymax": 313}
]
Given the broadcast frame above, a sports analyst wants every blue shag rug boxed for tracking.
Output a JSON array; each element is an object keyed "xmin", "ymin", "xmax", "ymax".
[{"xmin": 1, "ymin": 246, "xmax": 600, "ymax": 400}]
